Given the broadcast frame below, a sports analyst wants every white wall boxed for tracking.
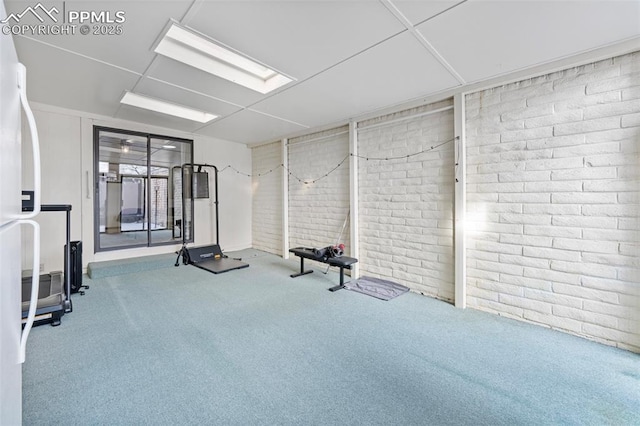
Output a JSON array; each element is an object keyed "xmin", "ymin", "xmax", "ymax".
[
  {"xmin": 195, "ymin": 135, "xmax": 252, "ymax": 252},
  {"xmin": 249, "ymin": 51, "xmax": 639, "ymax": 352},
  {"xmin": 21, "ymin": 109, "xmax": 82, "ymax": 274},
  {"xmin": 358, "ymin": 100, "xmax": 455, "ymax": 300},
  {"xmin": 465, "ymin": 52, "xmax": 640, "ymax": 352},
  {"xmin": 22, "ymin": 102, "xmax": 251, "ymax": 271},
  {"xmin": 288, "ymin": 126, "xmax": 350, "ymax": 255},
  {"xmin": 251, "ymin": 142, "xmax": 282, "ymax": 255}
]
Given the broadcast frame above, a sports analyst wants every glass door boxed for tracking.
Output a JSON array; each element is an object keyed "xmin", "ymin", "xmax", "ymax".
[
  {"xmin": 149, "ymin": 137, "xmax": 189, "ymax": 245},
  {"xmin": 120, "ymin": 176, "xmax": 145, "ymax": 232},
  {"xmin": 94, "ymin": 127, "xmax": 193, "ymax": 252}
]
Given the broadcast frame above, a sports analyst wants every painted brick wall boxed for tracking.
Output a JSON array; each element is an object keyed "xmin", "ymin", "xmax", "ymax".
[
  {"xmin": 358, "ymin": 100, "xmax": 455, "ymax": 301},
  {"xmin": 465, "ymin": 52, "xmax": 640, "ymax": 352},
  {"xmin": 251, "ymin": 142, "xmax": 282, "ymax": 255},
  {"xmin": 288, "ymin": 127, "xmax": 351, "ymax": 257}
]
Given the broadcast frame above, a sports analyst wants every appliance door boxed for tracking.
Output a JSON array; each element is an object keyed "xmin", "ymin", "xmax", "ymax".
[
  {"xmin": 0, "ymin": 2, "xmax": 24, "ymax": 422},
  {"xmin": 0, "ymin": 63, "xmax": 42, "ymax": 425},
  {"xmin": 0, "ymin": 45, "xmax": 22, "ymax": 426},
  {"xmin": 0, "ymin": 225, "xmax": 22, "ymax": 425},
  {"xmin": 0, "ymin": 26, "xmax": 21, "ymax": 226}
]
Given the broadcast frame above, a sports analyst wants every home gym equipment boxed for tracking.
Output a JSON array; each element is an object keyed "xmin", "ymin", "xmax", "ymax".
[
  {"xmin": 174, "ymin": 163, "xmax": 249, "ymax": 274},
  {"xmin": 66, "ymin": 241, "xmax": 88, "ymax": 295},
  {"xmin": 322, "ymin": 209, "xmax": 349, "ymax": 275},
  {"xmin": 21, "ymin": 271, "xmax": 64, "ymax": 326},
  {"xmin": 21, "ymin": 195, "xmax": 76, "ymax": 326},
  {"xmin": 179, "ymin": 243, "xmax": 249, "ymax": 274},
  {"xmin": 289, "ymin": 247, "xmax": 358, "ymax": 292}
]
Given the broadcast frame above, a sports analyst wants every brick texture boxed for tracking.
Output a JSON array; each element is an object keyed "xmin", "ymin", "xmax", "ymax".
[
  {"xmin": 250, "ymin": 52, "xmax": 639, "ymax": 353},
  {"xmin": 251, "ymin": 142, "xmax": 282, "ymax": 255},
  {"xmin": 288, "ymin": 127, "xmax": 351, "ymax": 257},
  {"xmin": 357, "ymin": 100, "xmax": 455, "ymax": 301},
  {"xmin": 466, "ymin": 52, "xmax": 640, "ymax": 352}
]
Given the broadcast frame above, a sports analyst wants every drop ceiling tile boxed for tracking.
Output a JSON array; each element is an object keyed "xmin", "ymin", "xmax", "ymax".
[
  {"xmin": 3, "ymin": 1, "xmax": 190, "ymax": 73},
  {"xmin": 417, "ymin": 0, "xmax": 640, "ymax": 83},
  {"xmin": 184, "ymin": 0, "xmax": 405, "ymax": 81},
  {"xmin": 251, "ymin": 31, "xmax": 460, "ymax": 129},
  {"xmin": 147, "ymin": 56, "xmax": 266, "ymax": 107},
  {"xmin": 135, "ymin": 77, "xmax": 242, "ymax": 118},
  {"xmin": 7, "ymin": 1, "xmax": 639, "ymax": 146},
  {"xmin": 115, "ymin": 103, "xmax": 206, "ymax": 133},
  {"xmin": 196, "ymin": 109, "xmax": 308, "ymax": 145},
  {"xmin": 389, "ymin": 0, "xmax": 464, "ymax": 25},
  {"xmin": 13, "ymin": 36, "xmax": 140, "ymax": 116}
]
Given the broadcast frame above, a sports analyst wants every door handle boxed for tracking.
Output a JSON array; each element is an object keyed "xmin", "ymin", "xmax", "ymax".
[
  {"xmin": 19, "ymin": 220, "xmax": 40, "ymax": 363},
  {"xmin": 17, "ymin": 63, "xmax": 41, "ymax": 220},
  {"xmin": 0, "ymin": 220, "xmax": 40, "ymax": 363}
]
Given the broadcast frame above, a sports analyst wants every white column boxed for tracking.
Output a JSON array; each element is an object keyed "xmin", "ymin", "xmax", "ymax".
[
  {"xmin": 282, "ymin": 138, "xmax": 289, "ymax": 259},
  {"xmin": 454, "ymin": 93, "xmax": 467, "ymax": 308},
  {"xmin": 349, "ymin": 121, "xmax": 359, "ymax": 278}
]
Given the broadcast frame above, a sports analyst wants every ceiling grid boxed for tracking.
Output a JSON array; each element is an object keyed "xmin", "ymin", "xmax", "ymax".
[{"xmin": 4, "ymin": 0, "xmax": 639, "ymax": 145}]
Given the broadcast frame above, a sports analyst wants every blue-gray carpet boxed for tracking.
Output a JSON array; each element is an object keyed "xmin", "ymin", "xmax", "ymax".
[{"xmin": 22, "ymin": 249, "xmax": 640, "ymax": 425}]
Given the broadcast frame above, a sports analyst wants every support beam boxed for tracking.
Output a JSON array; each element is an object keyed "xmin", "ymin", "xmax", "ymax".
[
  {"xmin": 453, "ymin": 93, "xmax": 467, "ymax": 308},
  {"xmin": 349, "ymin": 121, "xmax": 359, "ymax": 279},
  {"xmin": 282, "ymin": 138, "xmax": 289, "ymax": 259}
]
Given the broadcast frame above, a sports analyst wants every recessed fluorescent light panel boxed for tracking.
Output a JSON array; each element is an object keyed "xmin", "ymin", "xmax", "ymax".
[
  {"xmin": 155, "ymin": 23, "xmax": 293, "ymax": 94},
  {"xmin": 120, "ymin": 92, "xmax": 217, "ymax": 123}
]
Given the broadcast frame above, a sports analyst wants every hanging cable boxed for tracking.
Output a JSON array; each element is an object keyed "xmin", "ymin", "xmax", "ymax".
[
  {"xmin": 284, "ymin": 154, "xmax": 350, "ymax": 185},
  {"xmin": 351, "ymin": 137, "xmax": 456, "ymax": 161},
  {"xmin": 219, "ymin": 136, "xmax": 458, "ymax": 184},
  {"xmin": 219, "ymin": 164, "xmax": 285, "ymax": 178}
]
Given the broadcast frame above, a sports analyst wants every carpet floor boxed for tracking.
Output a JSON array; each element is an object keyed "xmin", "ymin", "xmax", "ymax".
[{"xmin": 22, "ymin": 249, "xmax": 640, "ymax": 425}]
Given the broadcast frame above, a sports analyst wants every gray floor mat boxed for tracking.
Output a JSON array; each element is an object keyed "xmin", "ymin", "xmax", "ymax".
[{"xmin": 344, "ymin": 276, "xmax": 410, "ymax": 300}]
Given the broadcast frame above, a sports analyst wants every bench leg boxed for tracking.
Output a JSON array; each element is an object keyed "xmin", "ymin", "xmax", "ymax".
[
  {"xmin": 328, "ymin": 266, "xmax": 346, "ymax": 292},
  {"xmin": 290, "ymin": 256, "xmax": 313, "ymax": 278}
]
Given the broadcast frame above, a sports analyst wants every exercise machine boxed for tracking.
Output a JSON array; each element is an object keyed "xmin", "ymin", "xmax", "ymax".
[
  {"xmin": 21, "ymin": 270, "xmax": 64, "ymax": 326},
  {"xmin": 67, "ymin": 240, "xmax": 88, "ymax": 295},
  {"xmin": 174, "ymin": 163, "xmax": 249, "ymax": 274},
  {"xmin": 178, "ymin": 243, "xmax": 249, "ymax": 274},
  {"xmin": 289, "ymin": 246, "xmax": 358, "ymax": 292},
  {"xmin": 21, "ymin": 197, "xmax": 74, "ymax": 326}
]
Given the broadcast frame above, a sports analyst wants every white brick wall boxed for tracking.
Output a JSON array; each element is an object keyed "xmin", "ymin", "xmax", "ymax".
[
  {"xmin": 248, "ymin": 52, "xmax": 639, "ymax": 353},
  {"xmin": 466, "ymin": 52, "xmax": 640, "ymax": 352},
  {"xmin": 251, "ymin": 142, "xmax": 282, "ymax": 255},
  {"xmin": 357, "ymin": 100, "xmax": 455, "ymax": 301},
  {"xmin": 288, "ymin": 127, "xmax": 351, "ymax": 258}
]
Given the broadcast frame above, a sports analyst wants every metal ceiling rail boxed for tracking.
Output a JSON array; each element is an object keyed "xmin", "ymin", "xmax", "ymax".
[
  {"xmin": 287, "ymin": 128, "xmax": 349, "ymax": 147},
  {"xmin": 357, "ymin": 105, "xmax": 454, "ymax": 132}
]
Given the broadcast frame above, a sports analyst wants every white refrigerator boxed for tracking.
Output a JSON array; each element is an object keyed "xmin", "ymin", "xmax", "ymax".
[{"xmin": 0, "ymin": 0, "xmax": 42, "ymax": 422}]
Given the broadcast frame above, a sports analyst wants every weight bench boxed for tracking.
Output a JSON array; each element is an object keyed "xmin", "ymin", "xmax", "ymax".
[{"xmin": 288, "ymin": 247, "xmax": 358, "ymax": 292}]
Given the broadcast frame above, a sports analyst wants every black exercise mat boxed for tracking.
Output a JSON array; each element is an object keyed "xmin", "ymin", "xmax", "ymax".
[
  {"xmin": 193, "ymin": 258, "xmax": 249, "ymax": 274},
  {"xmin": 344, "ymin": 276, "xmax": 409, "ymax": 301}
]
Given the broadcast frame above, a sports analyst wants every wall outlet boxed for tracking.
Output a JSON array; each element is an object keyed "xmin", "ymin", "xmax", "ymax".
[{"xmin": 40, "ymin": 263, "xmax": 45, "ymax": 273}]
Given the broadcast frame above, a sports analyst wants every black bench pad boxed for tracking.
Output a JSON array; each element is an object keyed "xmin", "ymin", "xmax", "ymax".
[
  {"xmin": 288, "ymin": 247, "xmax": 358, "ymax": 291},
  {"xmin": 289, "ymin": 247, "xmax": 357, "ymax": 268}
]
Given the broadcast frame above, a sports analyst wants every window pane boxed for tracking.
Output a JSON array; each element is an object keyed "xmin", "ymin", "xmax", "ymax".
[
  {"xmin": 96, "ymin": 130, "xmax": 148, "ymax": 250},
  {"xmin": 120, "ymin": 177, "xmax": 145, "ymax": 232},
  {"xmin": 150, "ymin": 137, "xmax": 191, "ymax": 245},
  {"xmin": 95, "ymin": 128, "xmax": 193, "ymax": 251}
]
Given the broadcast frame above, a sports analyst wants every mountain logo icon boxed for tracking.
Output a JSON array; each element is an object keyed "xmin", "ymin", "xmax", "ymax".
[{"xmin": 1, "ymin": 3, "xmax": 59, "ymax": 24}]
